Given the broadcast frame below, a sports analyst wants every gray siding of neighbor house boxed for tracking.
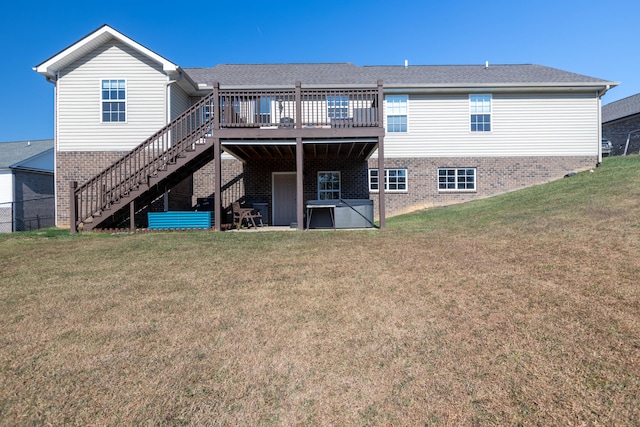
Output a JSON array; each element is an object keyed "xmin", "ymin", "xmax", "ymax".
[
  {"xmin": 7, "ymin": 171, "xmax": 55, "ymax": 232},
  {"xmin": 602, "ymin": 114, "xmax": 640, "ymax": 156}
]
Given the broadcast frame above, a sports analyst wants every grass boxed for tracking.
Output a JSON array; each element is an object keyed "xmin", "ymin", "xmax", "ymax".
[{"xmin": 1, "ymin": 156, "xmax": 639, "ymax": 425}]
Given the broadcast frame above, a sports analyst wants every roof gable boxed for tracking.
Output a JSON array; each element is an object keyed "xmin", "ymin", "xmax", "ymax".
[{"xmin": 34, "ymin": 25, "xmax": 179, "ymax": 80}]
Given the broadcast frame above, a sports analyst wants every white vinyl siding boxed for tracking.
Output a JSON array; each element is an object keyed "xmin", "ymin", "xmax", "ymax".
[
  {"xmin": 170, "ymin": 84, "xmax": 192, "ymax": 121},
  {"xmin": 57, "ymin": 40, "xmax": 167, "ymax": 152},
  {"xmin": 379, "ymin": 92, "xmax": 600, "ymax": 158}
]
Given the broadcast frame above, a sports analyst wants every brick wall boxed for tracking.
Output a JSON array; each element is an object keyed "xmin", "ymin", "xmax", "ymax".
[
  {"xmin": 57, "ymin": 151, "xmax": 198, "ymax": 228},
  {"xmin": 603, "ymin": 114, "xmax": 640, "ymax": 156},
  {"xmin": 59, "ymin": 151, "xmax": 597, "ymax": 228},
  {"xmin": 192, "ymin": 157, "xmax": 369, "ymax": 225},
  {"xmin": 368, "ymin": 156, "xmax": 597, "ymax": 218}
]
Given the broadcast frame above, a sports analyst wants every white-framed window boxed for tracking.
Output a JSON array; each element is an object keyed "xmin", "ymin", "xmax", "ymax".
[
  {"xmin": 101, "ymin": 79, "xmax": 126, "ymax": 122},
  {"xmin": 318, "ymin": 171, "xmax": 341, "ymax": 200},
  {"xmin": 386, "ymin": 95, "xmax": 408, "ymax": 132},
  {"xmin": 257, "ymin": 96, "xmax": 272, "ymax": 124},
  {"xmin": 327, "ymin": 95, "xmax": 349, "ymax": 119},
  {"xmin": 470, "ymin": 94, "xmax": 491, "ymax": 132},
  {"xmin": 369, "ymin": 168, "xmax": 408, "ymax": 192},
  {"xmin": 438, "ymin": 168, "xmax": 476, "ymax": 191}
]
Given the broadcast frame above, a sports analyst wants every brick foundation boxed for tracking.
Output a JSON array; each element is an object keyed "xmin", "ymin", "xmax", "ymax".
[
  {"xmin": 57, "ymin": 151, "xmax": 597, "ymax": 228},
  {"xmin": 368, "ymin": 156, "xmax": 598, "ymax": 218}
]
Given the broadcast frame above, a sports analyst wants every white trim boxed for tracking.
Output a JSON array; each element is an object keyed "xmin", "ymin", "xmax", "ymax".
[
  {"xmin": 469, "ymin": 94, "xmax": 492, "ymax": 133},
  {"xmin": 34, "ymin": 25, "xmax": 179, "ymax": 80},
  {"xmin": 100, "ymin": 78, "xmax": 127, "ymax": 124},
  {"xmin": 368, "ymin": 168, "xmax": 408, "ymax": 193},
  {"xmin": 437, "ymin": 167, "xmax": 477, "ymax": 192},
  {"xmin": 385, "ymin": 94, "xmax": 408, "ymax": 133}
]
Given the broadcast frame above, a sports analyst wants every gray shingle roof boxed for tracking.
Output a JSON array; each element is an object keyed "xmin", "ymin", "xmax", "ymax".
[
  {"xmin": 602, "ymin": 93, "xmax": 640, "ymax": 123},
  {"xmin": 0, "ymin": 140, "xmax": 54, "ymax": 169},
  {"xmin": 184, "ymin": 63, "xmax": 613, "ymax": 88}
]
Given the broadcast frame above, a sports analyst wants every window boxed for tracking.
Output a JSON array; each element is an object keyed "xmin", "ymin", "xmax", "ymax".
[
  {"xmin": 386, "ymin": 95, "xmax": 408, "ymax": 132},
  {"xmin": 438, "ymin": 168, "xmax": 476, "ymax": 191},
  {"xmin": 102, "ymin": 79, "xmax": 126, "ymax": 122},
  {"xmin": 257, "ymin": 96, "xmax": 272, "ymax": 124},
  {"xmin": 470, "ymin": 94, "xmax": 491, "ymax": 132},
  {"xmin": 369, "ymin": 168, "xmax": 408, "ymax": 191},
  {"xmin": 327, "ymin": 95, "xmax": 349, "ymax": 119},
  {"xmin": 318, "ymin": 171, "xmax": 341, "ymax": 200}
]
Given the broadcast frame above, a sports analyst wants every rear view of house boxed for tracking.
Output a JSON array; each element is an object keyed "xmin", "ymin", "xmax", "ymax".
[{"xmin": 34, "ymin": 25, "xmax": 617, "ymax": 232}]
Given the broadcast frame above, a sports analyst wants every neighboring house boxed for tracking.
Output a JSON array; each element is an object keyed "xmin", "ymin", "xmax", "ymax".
[
  {"xmin": 34, "ymin": 25, "xmax": 617, "ymax": 232},
  {"xmin": 0, "ymin": 140, "xmax": 54, "ymax": 232},
  {"xmin": 602, "ymin": 93, "xmax": 640, "ymax": 156}
]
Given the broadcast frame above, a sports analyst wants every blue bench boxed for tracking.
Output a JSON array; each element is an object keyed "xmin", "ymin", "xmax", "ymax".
[{"xmin": 148, "ymin": 211, "xmax": 212, "ymax": 230}]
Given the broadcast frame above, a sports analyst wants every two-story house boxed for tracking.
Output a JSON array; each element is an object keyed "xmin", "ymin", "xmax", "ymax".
[{"xmin": 34, "ymin": 25, "xmax": 617, "ymax": 232}]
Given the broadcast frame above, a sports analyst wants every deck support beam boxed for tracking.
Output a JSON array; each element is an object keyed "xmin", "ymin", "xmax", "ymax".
[
  {"xmin": 70, "ymin": 181, "xmax": 77, "ymax": 234},
  {"xmin": 213, "ymin": 137, "xmax": 222, "ymax": 231},
  {"xmin": 377, "ymin": 80, "xmax": 386, "ymax": 230},
  {"xmin": 129, "ymin": 200, "xmax": 135, "ymax": 232},
  {"xmin": 296, "ymin": 136, "xmax": 304, "ymax": 231}
]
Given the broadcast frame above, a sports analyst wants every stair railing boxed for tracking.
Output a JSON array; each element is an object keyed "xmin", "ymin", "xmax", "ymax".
[{"xmin": 73, "ymin": 92, "xmax": 216, "ymax": 229}]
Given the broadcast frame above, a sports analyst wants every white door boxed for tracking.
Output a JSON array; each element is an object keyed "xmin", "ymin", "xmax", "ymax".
[{"xmin": 272, "ymin": 172, "xmax": 297, "ymax": 226}]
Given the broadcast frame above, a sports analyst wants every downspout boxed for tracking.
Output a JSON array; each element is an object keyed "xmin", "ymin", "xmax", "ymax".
[
  {"xmin": 43, "ymin": 72, "xmax": 60, "ymax": 227},
  {"xmin": 166, "ymin": 70, "xmax": 185, "ymax": 123},
  {"xmin": 163, "ymin": 70, "xmax": 185, "ymax": 211},
  {"xmin": 596, "ymin": 85, "xmax": 610, "ymax": 165}
]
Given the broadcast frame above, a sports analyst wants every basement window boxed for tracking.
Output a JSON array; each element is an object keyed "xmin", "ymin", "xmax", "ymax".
[
  {"xmin": 369, "ymin": 168, "xmax": 408, "ymax": 191},
  {"xmin": 438, "ymin": 168, "xmax": 476, "ymax": 191}
]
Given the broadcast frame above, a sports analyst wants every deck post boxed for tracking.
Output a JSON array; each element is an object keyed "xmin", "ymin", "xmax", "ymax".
[
  {"xmin": 295, "ymin": 81, "xmax": 302, "ymax": 129},
  {"xmin": 213, "ymin": 82, "xmax": 220, "ymax": 131},
  {"xmin": 69, "ymin": 181, "xmax": 77, "ymax": 234},
  {"xmin": 129, "ymin": 200, "xmax": 135, "ymax": 233},
  {"xmin": 377, "ymin": 80, "xmax": 386, "ymax": 230},
  {"xmin": 213, "ymin": 137, "xmax": 222, "ymax": 231},
  {"xmin": 296, "ymin": 136, "xmax": 304, "ymax": 230}
]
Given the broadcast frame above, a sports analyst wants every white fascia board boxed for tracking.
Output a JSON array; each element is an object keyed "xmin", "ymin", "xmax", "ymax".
[
  {"xmin": 34, "ymin": 25, "xmax": 180, "ymax": 79},
  {"xmin": 383, "ymin": 82, "xmax": 620, "ymax": 95}
]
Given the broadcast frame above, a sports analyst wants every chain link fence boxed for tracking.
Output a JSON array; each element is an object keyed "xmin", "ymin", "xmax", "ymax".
[{"xmin": 0, "ymin": 196, "xmax": 55, "ymax": 233}]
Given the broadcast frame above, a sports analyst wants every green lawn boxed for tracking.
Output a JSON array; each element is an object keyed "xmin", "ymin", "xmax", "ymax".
[{"xmin": 1, "ymin": 156, "xmax": 639, "ymax": 425}]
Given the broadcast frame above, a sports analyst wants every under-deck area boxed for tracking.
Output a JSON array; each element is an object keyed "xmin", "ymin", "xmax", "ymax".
[{"xmin": 70, "ymin": 82, "xmax": 387, "ymax": 232}]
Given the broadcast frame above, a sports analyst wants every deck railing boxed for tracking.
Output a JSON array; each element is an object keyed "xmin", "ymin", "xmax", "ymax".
[
  {"xmin": 72, "ymin": 82, "xmax": 383, "ymax": 230},
  {"xmin": 215, "ymin": 82, "xmax": 381, "ymax": 129}
]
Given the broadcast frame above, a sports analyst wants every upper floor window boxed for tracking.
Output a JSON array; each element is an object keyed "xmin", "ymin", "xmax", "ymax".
[
  {"xmin": 327, "ymin": 95, "xmax": 349, "ymax": 119},
  {"xmin": 369, "ymin": 168, "xmax": 408, "ymax": 192},
  {"xmin": 386, "ymin": 95, "xmax": 408, "ymax": 132},
  {"xmin": 470, "ymin": 94, "xmax": 491, "ymax": 132},
  {"xmin": 102, "ymin": 79, "xmax": 126, "ymax": 122},
  {"xmin": 318, "ymin": 171, "xmax": 341, "ymax": 200}
]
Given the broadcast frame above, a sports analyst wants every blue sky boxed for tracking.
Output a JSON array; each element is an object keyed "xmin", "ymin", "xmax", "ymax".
[{"xmin": 1, "ymin": 0, "xmax": 638, "ymax": 142}]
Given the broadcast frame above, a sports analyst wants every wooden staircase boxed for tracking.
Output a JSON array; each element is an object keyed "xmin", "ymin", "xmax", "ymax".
[{"xmin": 72, "ymin": 92, "xmax": 216, "ymax": 232}]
